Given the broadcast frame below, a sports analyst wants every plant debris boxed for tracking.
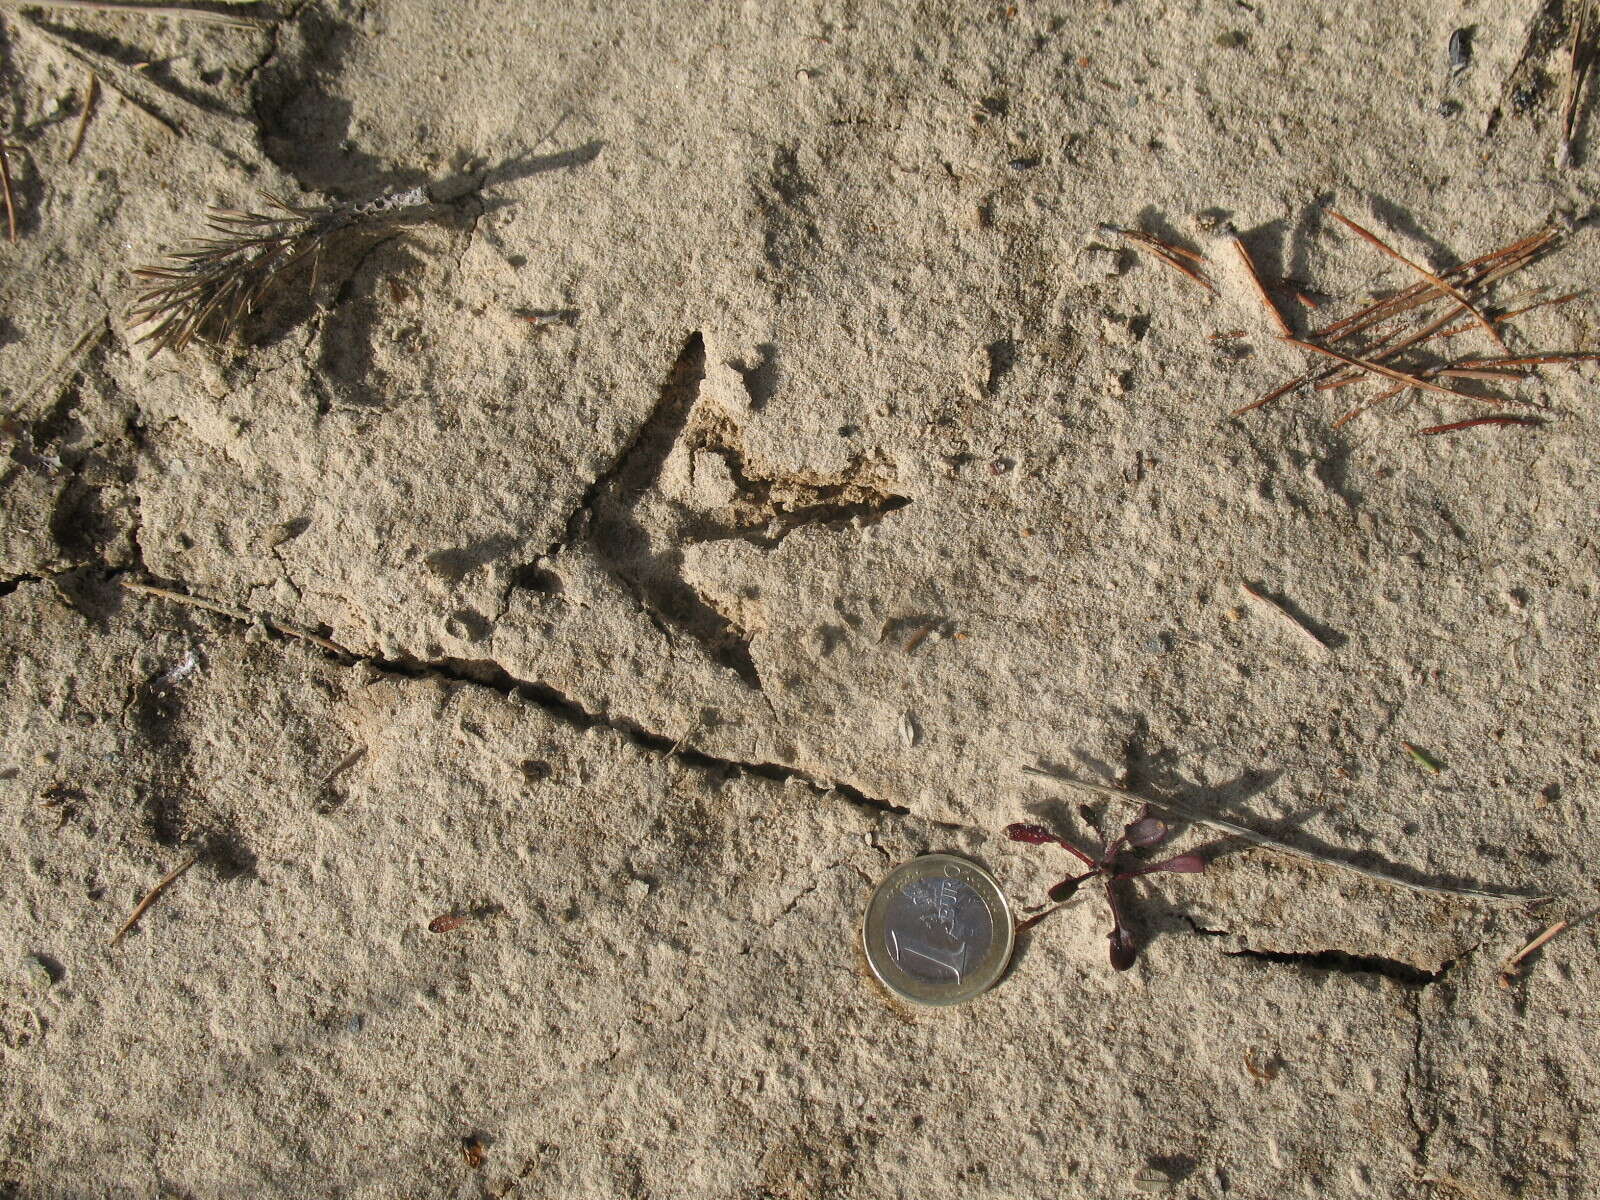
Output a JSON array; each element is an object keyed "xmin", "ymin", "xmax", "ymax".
[
  {"xmin": 1417, "ymin": 415, "xmax": 1544, "ymax": 436},
  {"xmin": 1498, "ymin": 919, "xmax": 1572, "ymax": 986},
  {"xmin": 129, "ymin": 187, "xmax": 433, "ymax": 355},
  {"xmin": 1401, "ymin": 741, "xmax": 1444, "ymax": 774},
  {"xmin": 110, "ymin": 853, "xmax": 199, "ymax": 947},
  {"xmin": 67, "ymin": 70, "xmax": 98, "ymax": 163}
]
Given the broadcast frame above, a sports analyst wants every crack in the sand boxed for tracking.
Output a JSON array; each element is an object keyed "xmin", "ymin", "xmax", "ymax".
[{"xmin": 113, "ymin": 576, "xmax": 910, "ymax": 824}]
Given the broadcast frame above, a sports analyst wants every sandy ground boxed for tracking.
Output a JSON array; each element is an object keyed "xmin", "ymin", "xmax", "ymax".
[{"xmin": 2, "ymin": 0, "xmax": 1599, "ymax": 1196}]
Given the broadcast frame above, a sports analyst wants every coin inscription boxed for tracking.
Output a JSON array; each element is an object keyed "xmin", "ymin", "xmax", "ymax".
[{"xmin": 862, "ymin": 854, "xmax": 1014, "ymax": 1006}]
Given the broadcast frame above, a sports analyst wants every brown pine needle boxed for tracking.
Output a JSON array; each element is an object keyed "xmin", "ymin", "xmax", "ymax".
[
  {"xmin": 1500, "ymin": 920, "xmax": 1571, "ymax": 983},
  {"xmin": 1232, "ymin": 236, "xmax": 1291, "ymax": 336},
  {"xmin": 0, "ymin": 0, "xmax": 267, "ymax": 27},
  {"xmin": 1112, "ymin": 228, "xmax": 1215, "ymax": 291},
  {"xmin": 1328, "ymin": 210, "xmax": 1507, "ymax": 351},
  {"xmin": 110, "ymin": 853, "xmax": 199, "ymax": 946},
  {"xmin": 1284, "ymin": 337, "xmax": 1476, "ymax": 399},
  {"xmin": 1116, "ymin": 227, "xmax": 1206, "ymax": 264},
  {"xmin": 1417, "ymin": 415, "xmax": 1544, "ymax": 436},
  {"xmin": 1128, "ymin": 241, "xmax": 1214, "ymax": 291},
  {"xmin": 1316, "ymin": 301, "xmax": 1486, "ymax": 392},
  {"xmin": 67, "ymin": 71, "xmax": 98, "ymax": 162},
  {"xmin": 0, "ymin": 143, "xmax": 16, "ymax": 243},
  {"xmin": 1310, "ymin": 228, "xmax": 1558, "ymax": 343},
  {"xmin": 1558, "ymin": 0, "xmax": 1596, "ymax": 166},
  {"xmin": 1435, "ymin": 367, "xmax": 1528, "ymax": 382},
  {"xmin": 1231, "ymin": 373, "xmax": 1307, "ymax": 417},
  {"xmin": 1330, "ymin": 381, "xmax": 1405, "ymax": 430},
  {"xmin": 1454, "ymin": 352, "xmax": 1600, "ymax": 367},
  {"xmin": 1438, "ymin": 292, "xmax": 1586, "ymax": 338}
]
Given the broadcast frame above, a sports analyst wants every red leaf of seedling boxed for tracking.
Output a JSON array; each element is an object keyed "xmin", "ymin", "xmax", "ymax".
[
  {"xmin": 1124, "ymin": 816, "xmax": 1168, "ymax": 848},
  {"xmin": 1047, "ymin": 870, "xmax": 1095, "ymax": 903},
  {"xmin": 1005, "ymin": 822, "xmax": 1060, "ymax": 845},
  {"xmin": 1129, "ymin": 852, "xmax": 1207, "ymax": 876},
  {"xmin": 1108, "ymin": 925, "xmax": 1137, "ymax": 971}
]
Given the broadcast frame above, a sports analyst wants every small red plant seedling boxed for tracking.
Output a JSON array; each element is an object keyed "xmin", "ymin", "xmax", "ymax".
[{"xmin": 1006, "ymin": 806, "xmax": 1206, "ymax": 971}]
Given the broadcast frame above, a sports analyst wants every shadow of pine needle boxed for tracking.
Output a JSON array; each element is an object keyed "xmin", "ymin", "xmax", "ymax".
[{"xmin": 128, "ymin": 187, "xmax": 433, "ymax": 355}]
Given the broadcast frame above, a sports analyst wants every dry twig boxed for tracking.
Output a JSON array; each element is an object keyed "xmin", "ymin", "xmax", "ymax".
[
  {"xmin": 1232, "ymin": 235, "xmax": 1291, "ymax": 336},
  {"xmin": 1417, "ymin": 415, "xmax": 1544, "ymax": 436},
  {"xmin": 0, "ymin": 143, "xmax": 17, "ymax": 243},
  {"xmin": 110, "ymin": 853, "xmax": 199, "ymax": 946},
  {"xmin": 0, "ymin": 0, "xmax": 266, "ymax": 27},
  {"xmin": 1500, "ymin": 919, "xmax": 1571, "ymax": 985},
  {"xmin": 67, "ymin": 71, "xmax": 98, "ymax": 162}
]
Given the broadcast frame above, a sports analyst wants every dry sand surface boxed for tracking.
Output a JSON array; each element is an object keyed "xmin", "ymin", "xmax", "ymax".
[{"xmin": 3, "ymin": 0, "xmax": 1599, "ymax": 1196}]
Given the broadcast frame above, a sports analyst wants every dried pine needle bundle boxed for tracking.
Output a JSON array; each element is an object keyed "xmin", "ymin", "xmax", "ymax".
[{"xmin": 129, "ymin": 186, "xmax": 431, "ymax": 355}]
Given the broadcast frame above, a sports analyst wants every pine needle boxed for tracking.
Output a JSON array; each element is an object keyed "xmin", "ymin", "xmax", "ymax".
[
  {"xmin": 1328, "ymin": 210, "xmax": 1507, "ymax": 351},
  {"xmin": 110, "ymin": 853, "xmax": 198, "ymax": 946},
  {"xmin": 67, "ymin": 71, "xmax": 98, "ymax": 163},
  {"xmin": 128, "ymin": 187, "xmax": 432, "ymax": 355}
]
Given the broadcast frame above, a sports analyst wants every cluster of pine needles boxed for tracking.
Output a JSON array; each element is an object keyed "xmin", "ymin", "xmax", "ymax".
[
  {"xmin": 1111, "ymin": 211, "xmax": 1598, "ymax": 437},
  {"xmin": 128, "ymin": 186, "xmax": 430, "ymax": 356}
]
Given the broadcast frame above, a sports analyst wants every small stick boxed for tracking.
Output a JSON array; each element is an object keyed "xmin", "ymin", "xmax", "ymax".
[
  {"xmin": 1112, "ymin": 228, "xmax": 1215, "ymax": 292},
  {"xmin": 1209, "ymin": 329, "xmax": 1247, "ymax": 340},
  {"xmin": 1434, "ymin": 367, "xmax": 1529, "ymax": 382},
  {"xmin": 1328, "ymin": 210, "xmax": 1507, "ymax": 351},
  {"xmin": 660, "ymin": 712, "xmax": 705, "ymax": 760},
  {"xmin": 1558, "ymin": 0, "xmax": 1594, "ymax": 166},
  {"xmin": 119, "ymin": 579, "xmax": 354, "ymax": 658},
  {"xmin": 1438, "ymin": 292, "xmax": 1586, "ymax": 338},
  {"xmin": 1021, "ymin": 768, "xmax": 1549, "ymax": 906},
  {"xmin": 0, "ymin": 143, "xmax": 16, "ymax": 243},
  {"xmin": 1330, "ymin": 381, "xmax": 1405, "ymax": 430},
  {"xmin": 1231, "ymin": 373, "xmax": 1308, "ymax": 417},
  {"xmin": 110, "ymin": 853, "xmax": 199, "ymax": 946},
  {"xmin": 1500, "ymin": 919, "xmax": 1571, "ymax": 984},
  {"xmin": 903, "ymin": 620, "xmax": 940, "ymax": 654},
  {"xmin": 1232, "ymin": 236, "xmax": 1292, "ymax": 336},
  {"xmin": 1417, "ymin": 415, "xmax": 1544, "ymax": 436},
  {"xmin": 0, "ymin": 0, "xmax": 267, "ymax": 27},
  {"xmin": 1284, "ymin": 337, "xmax": 1477, "ymax": 400},
  {"xmin": 1239, "ymin": 581, "xmax": 1331, "ymax": 656},
  {"xmin": 1310, "ymin": 229, "xmax": 1558, "ymax": 343},
  {"xmin": 1453, "ymin": 352, "xmax": 1600, "ymax": 367},
  {"xmin": 67, "ymin": 71, "xmax": 98, "ymax": 162}
]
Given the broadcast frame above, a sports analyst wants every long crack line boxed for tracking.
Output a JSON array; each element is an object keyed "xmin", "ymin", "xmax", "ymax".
[{"xmin": 114, "ymin": 575, "xmax": 912, "ymax": 824}]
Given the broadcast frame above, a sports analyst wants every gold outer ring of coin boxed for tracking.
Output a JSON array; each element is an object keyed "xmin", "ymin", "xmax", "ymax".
[{"xmin": 861, "ymin": 853, "xmax": 1015, "ymax": 1007}]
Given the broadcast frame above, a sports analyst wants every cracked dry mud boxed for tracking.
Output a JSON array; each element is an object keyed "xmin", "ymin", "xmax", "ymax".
[{"xmin": 2, "ymin": 1, "xmax": 1598, "ymax": 1197}]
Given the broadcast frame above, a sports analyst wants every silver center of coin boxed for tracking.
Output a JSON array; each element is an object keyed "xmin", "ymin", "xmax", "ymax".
[{"xmin": 862, "ymin": 854, "xmax": 1014, "ymax": 1006}]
